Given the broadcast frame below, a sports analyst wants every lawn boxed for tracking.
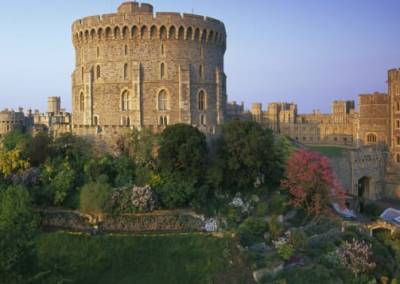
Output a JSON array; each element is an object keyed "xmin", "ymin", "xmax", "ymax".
[
  {"xmin": 308, "ymin": 146, "xmax": 346, "ymax": 157},
  {"xmin": 33, "ymin": 232, "xmax": 251, "ymax": 284}
]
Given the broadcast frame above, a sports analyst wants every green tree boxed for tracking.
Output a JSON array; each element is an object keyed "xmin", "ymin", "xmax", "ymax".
[
  {"xmin": 1, "ymin": 129, "xmax": 31, "ymax": 152},
  {"xmin": 80, "ymin": 181, "xmax": 111, "ymax": 219},
  {"xmin": 27, "ymin": 132, "xmax": 52, "ymax": 166},
  {"xmin": 0, "ymin": 186, "xmax": 38, "ymax": 282},
  {"xmin": 157, "ymin": 124, "xmax": 208, "ymax": 182},
  {"xmin": 217, "ymin": 120, "xmax": 276, "ymax": 193}
]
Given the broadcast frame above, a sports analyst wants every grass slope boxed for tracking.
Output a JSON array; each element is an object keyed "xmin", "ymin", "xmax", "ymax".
[
  {"xmin": 308, "ymin": 146, "xmax": 345, "ymax": 157},
  {"xmin": 34, "ymin": 232, "xmax": 251, "ymax": 284}
]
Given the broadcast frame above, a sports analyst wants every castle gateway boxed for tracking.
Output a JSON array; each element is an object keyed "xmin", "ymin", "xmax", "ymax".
[{"xmin": 71, "ymin": 2, "xmax": 227, "ymax": 141}]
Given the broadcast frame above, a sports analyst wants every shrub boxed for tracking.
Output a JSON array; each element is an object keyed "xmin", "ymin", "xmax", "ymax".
[
  {"xmin": 79, "ymin": 181, "xmax": 111, "ymax": 219},
  {"xmin": 289, "ymin": 228, "xmax": 307, "ymax": 249},
  {"xmin": 237, "ymin": 217, "xmax": 266, "ymax": 246},
  {"xmin": 277, "ymin": 243, "xmax": 294, "ymax": 261},
  {"xmin": 338, "ymin": 238, "xmax": 376, "ymax": 276},
  {"xmin": 363, "ymin": 203, "xmax": 382, "ymax": 220},
  {"xmin": 110, "ymin": 185, "xmax": 157, "ymax": 214}
]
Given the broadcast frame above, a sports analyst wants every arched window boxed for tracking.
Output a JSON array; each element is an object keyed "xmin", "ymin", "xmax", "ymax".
[
  {"xmin": 126, "ymin": 117, "xmax": 131, "ymax": 127},
  {"xmin": 141, "ymin": 26, "xmax": 147, "ymax": 39},
  {"xmin": 96, "ymin": 46, "xmax": 100, "ymax": 58},
  {"xmin": 198, "ymin": 90, "xmax": 206, "ymax": 111},
  {"xmin": 178, "ymin": 26, "xmax": 185, "ymax": 40},
  {"xmin": 160, "ymin": 26, "xmax": 167, "ymax": 40},
  {"xmin": 121, "ymin": 90, "xmax": 130, "ymax": 111},
  {"xmin": 194, "ymin": 28, "xmax": 200, "ymax": 41},
  {"xmin": 186, "ymin": 27, "xmax": 193, "ymax": 40},
  {"xmin": 367, "ymin": 133, "xmax": 377, "ymax": 143},
  {"xmin": 79, "ymin": 92, "xmax": 84, "ymax": 111},
  {"xmin": 169, "ymin": 26, "xmax": 176, "ymax": 39},
  {"xmin": 131, "ymin": 26, "xmax": 138, "ymax": 38},
  {"xmin": 96, "ymin": 65, "xmax": 101, "ymax": 79},
  {"xmin": 93, "ymin": 116, "xmax": 98, "ymax": 126},
  {"xmin": 124, "ymin": 44, "xmax": 128, "ymax": 56},
  {"xmin": 124, "ymin": 63, "xmax": 128, "ymax": 80},
  {"xmin": 150, "ymin": 25, "xmax": 157, "ymax": 39},
  {"xmin": 158, "ymin": 90, "xmax": 167, "ymax": 111},
  {"xmin": 160, "ymin": 63, "xmax": 166, "ymax": 79},
  {"xmin": 199, "ymin": 65, "xmax": 204, "ymax": 79},
  {"xmin": 122, "ymin": 26, "xmax": 129, "ymax": 39}
]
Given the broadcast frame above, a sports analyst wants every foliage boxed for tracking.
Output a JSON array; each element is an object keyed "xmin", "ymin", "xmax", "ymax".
[
  {"xmin": 1, "ymin": 129, "xmax": 31, "ymax": 152},
  {"xmin": 289, "ymin": 228, "xmax": 307, "ymax": 249},
  {"xmin": 110, "ymin": 185, "xmax": 157, "ymax": 215},
  {"xmin": 80, "ymin": 181, "xmax": 111, "ymax": 218},
  {"xmin": 267, "ymin": 215, "xmax": 283, "ymax": 240},
  {"xmin": 217, "ymin": 120, "xmax": 277, "ymax": 192},
  {"xmin": 0, "ymin": 146, "xmax": 30, "ymax": 178},
  {"xmin": 153, "ymin": 173, "xmax": 197, "ymax": 208},
  {"xmin": 281, "ymin": 149, "xmax": 344, "ymax": 216},
  {"xmin": 27, "ymin": 132, "xmax": 52, "ymax": 167},
  {"xmin": 157, "ymin": 124, "xmax": 208, "ymax": 183},
  {"xmin": 237, "ymin": 217, "xmax": 266, "ymax": 246},
  {"xmin": 130, "ymin": 127, "xmax": 158, "ymax": 168},
  {"xmin": 338, "ymin": 238, "xmax": 376, "ymax": 276},
  {"xmin": 0, "ymin": 186, "xmax": 38, "ymax": 282},
  {"xmin": 277, "ymin": 243, "xmax": 294, "ymax": 261},
  {"xmin": 363, "ymin": 203, "xmax": 383, "ymax": 220}
]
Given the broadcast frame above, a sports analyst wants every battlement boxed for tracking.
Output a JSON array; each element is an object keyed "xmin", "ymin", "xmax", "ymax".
[
  {"xmin": 388, "ymin": 68, "xmax": 400, "ymax": 81},
  {"xmin": 359, "ymin": 92, "xmax": 388, "ymax": 104},
  {"xmin": 72, "ymin": 3, "xmax": 226, "ymax": 49},
  {"xmin": 117, "ymin": 2, "xmax": 153, "ymax": 14}
]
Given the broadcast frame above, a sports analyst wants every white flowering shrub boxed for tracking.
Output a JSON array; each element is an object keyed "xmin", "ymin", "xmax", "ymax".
[{"xmin": 110, "ymin": 185, "xmax": 157, "ymax": 214}]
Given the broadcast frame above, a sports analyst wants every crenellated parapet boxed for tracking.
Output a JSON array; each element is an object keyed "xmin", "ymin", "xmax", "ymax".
[{"xmin": 72, "ymin": 4, "xmax": 227, "ymax": 50}]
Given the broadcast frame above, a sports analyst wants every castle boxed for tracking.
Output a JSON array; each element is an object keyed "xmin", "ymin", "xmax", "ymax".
[
  {"xmin": 0, "ymin": 2, "xmax": 399, "ymax": 204},
  {"xmin": 71, "ymin": 2, "xmax": 227, "ymax": 144}
]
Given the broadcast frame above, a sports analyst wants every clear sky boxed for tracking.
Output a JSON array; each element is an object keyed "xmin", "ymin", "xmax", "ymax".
[{"xmin": 1, "ymin": 0, "xmax": 399, "ymax": 113}]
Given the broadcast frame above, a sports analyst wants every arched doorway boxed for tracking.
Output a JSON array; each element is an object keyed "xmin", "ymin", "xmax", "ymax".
[{"xmin": 357, "ymin": 176, "xmax": 370, "ymax": 213}]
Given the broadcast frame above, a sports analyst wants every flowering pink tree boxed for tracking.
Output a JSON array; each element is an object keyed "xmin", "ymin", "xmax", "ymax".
[{"xmin": 281, "ymin": 149, "xmax": 344, "ymax": 216}]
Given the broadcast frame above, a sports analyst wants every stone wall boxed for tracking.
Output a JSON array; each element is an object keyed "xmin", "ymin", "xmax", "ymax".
[{"xmin": 39, "ymin": 209, "xmax": 206, "ymax": 233}]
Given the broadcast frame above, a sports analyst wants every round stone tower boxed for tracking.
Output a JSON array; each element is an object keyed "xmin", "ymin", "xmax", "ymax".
[{"xmin": 71, "ymin": 2, "xmax": 227, "ymax": 136}]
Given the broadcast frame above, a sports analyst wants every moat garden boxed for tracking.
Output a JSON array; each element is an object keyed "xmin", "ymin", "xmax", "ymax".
[{"xmin": 0, "ymin": 121, "xmax": 399, "ymax": 283}]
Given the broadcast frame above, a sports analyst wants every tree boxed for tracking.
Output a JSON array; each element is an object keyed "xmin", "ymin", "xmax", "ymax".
[
  {"xmin": 0, "ymin": 147, "xmax": 30, "ymax": 178},
  {"xmin": 157, "ymin": 124, "xmax": 208, "ymax": 183},
  {"xmin": 217, "ymin": 120, "xmax": 276, "ymax": 192},
  {"xmin": 80, "ymin": 181, "xmax": 111, "ymax": 219},
  {"xmin": 281, "ymin": 149, "xmax": 344, "ymax": 216},
  {"xmin": 0, "ymin": 186, "xmax": 38, "ymax": 282},
  {"xmin": 27, "ymin": 132, "xmax": 52, "ymax": 166},
  {"xmin": 1, "ymin": 129, "xmax": 31, "ymax": 152}
]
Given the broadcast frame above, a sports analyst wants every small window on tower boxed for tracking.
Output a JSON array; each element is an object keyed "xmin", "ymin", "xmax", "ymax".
[
  {"xmin": 96, "ymin": 65, "xmax": 101, "ymax": 79},
  {"xmin": 397, "ymin": 120, "xmax": 400, "ymax": 129},
  {"xmin": 124, "ymin": 63, "xmax": 128, "ymax": 80},
  {"xmin": 161, "ymin": 44, "xmax": 165, "ymax": 56},
  {"xmin": 160, "ymin": 63, "xmax": 166, "ymax": 79},
  {"xmin": 199, "ymin": 65, "xmax": 204, "ymax": 79},
  {"xmin": 97, "ymin": 47, "xmax": 100, "ymax": 58},
  {"xmin": 124, "ymin": 45, "xmax": 128, "ymax": 56}
]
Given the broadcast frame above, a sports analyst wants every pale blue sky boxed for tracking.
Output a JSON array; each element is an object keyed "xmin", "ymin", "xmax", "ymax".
[{"xmin": 0, "ymin": 0, "xmax": 399, "ymax": 113}]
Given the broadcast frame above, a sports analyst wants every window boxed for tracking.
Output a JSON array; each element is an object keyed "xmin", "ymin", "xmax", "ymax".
[
  {"xmin": 121, "ymin": 90, "xmax": 130, "ymax": 111},
  {"xmin": 97, "ymin": 47, "xmax": 100, "ymax": 58},
  {"xmin": 397, "ymin": 120, "xmax": 400, "ymax": 129},
  {"xmin": 200, "ymin": 114, "xmax": 206, "ymax": 126},
  {"xmin": 199, "ymin": 65, "xmax": 204, "ymax": 79},
  {"xmin": 161, "ymin": 44, "xmax": 165, "ymax": 56},
  {"xmin": 81, "ymin": 67, "xmax": 84, "ymax": 81},
  {"xmin": 367, "ymin": 133, "xmax": 377, "ymax": 143},
  {"xmin": 96, "ymin": 65, "xmax": 101, "ymax": 79},
  {"xmin": 397, "ymin": 154, "xmax": 400, "ymax": 163},
  {"xmin": 159, "ymin": 116, "xmax": 168, "ymax": 126},
  {"xmin": 158, "ymin": 90, "xmax": 167, "ymax": 111},
  {"xmin": 124, "ymin": 45, "xmax": 128, "ymax": 56},
  {"xmin": 198, "ymin": 90, "xmax": 206, "ymax": 111},
  {"xmin": 397, "ymin": 136, "xmax": 400, "ymax": 145},
  {"xmin": 79, "ymin": 92, "xmax": 84, "ymax": 111},
  {"xmin": 124, "ymin": 63, "xmax": 128, "ymax": 80},
  {"xmin": 160, "ymin": 63, "xmax": 166, "ymax": 79},
  {"xmin": 397, "ymin": 102, "xmax": 400, "ymax": 112},
  {"xmin": 93, "ymin": 116, "xmax": 98, "ymax": 126},
  {"xmin": 126, "ymin": 117, "xmax": 131, "ymax": 126}
]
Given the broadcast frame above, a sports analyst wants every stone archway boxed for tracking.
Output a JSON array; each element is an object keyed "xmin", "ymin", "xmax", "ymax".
[{"xmin": 357, "ymin": 176, "xmax": 370, "ymax": 213}]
